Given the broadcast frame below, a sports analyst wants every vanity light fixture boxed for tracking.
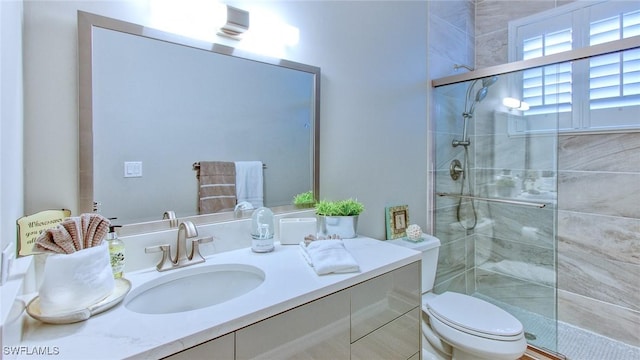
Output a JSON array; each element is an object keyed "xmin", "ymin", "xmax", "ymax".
[
  {"xmin": 218, "ymin": 5, "xmax": 250, "ymax": 39},
  {"xmin": 502, "ymin": 97, "xmax": 530, "ymax": 111}
]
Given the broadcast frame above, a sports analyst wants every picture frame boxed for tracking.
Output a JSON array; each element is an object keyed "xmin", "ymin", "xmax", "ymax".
[{"xmin": 385, "ymin": 205, "xmax": 409, "ymax": 240}]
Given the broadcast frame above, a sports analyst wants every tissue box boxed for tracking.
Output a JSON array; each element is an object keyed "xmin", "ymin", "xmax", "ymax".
[{"xmin": 279, "ymin": 218, "xmax": 317, "ymax": 245}]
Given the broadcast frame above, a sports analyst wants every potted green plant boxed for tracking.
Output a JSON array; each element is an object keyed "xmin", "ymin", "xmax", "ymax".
[
  {"xmin": 293, "ymin": 191, "xmax": 316, "ymax": 208},
  {"xmin": 315, "ymin": 198, "xmax": 365, "ymax": 239}
]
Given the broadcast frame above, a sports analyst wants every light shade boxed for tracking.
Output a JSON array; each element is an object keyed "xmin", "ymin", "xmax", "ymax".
[{"xmin": 219, "ymin": 5, "xmax": 249, "ymax": 38}]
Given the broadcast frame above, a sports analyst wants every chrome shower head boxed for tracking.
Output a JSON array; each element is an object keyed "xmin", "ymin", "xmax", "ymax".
[
  {"xmin": 475, "ymin": 87, "xmax": 489, "ymax": 102},
  {"xmin": 462, "ymin": 75, "xmax": 499, "ymax": 118},
  {"xmin": 482, "ymin": 76, "xmax": 499, "ymax": 88},
  {"xmin": 468, "ymin": 76, "xmax": 498, "ymax": 113}
]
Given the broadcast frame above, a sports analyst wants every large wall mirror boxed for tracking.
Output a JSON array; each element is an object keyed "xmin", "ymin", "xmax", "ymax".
[{"xmin": 78, "ymin": 11, "xmax": 320, "ymax": 234}]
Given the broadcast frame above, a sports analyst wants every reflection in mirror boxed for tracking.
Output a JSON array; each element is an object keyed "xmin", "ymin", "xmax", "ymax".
[{"xmin": 78, "ymin": 11, "xmax": 320, "ymax": 234}]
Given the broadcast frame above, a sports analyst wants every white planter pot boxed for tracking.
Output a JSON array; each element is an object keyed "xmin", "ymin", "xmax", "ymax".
[{"xmin": 318, "ymin": 215, "xmax": 359, "ymax": 239}]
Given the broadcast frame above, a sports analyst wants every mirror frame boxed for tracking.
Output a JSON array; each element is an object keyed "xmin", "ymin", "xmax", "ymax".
[{"xmin": 78, "ymin": 11, "xmax": 320, "ymax": 235}]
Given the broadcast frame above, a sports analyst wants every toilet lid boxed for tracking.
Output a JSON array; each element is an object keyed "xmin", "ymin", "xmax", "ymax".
[{"xmin": 425, "ymin": 292, "xmax": 523, "ymax": 338}]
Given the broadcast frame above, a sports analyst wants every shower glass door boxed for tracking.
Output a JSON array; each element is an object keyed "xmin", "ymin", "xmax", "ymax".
[{"xmin": 432, "ymin": 65, "xmax": 560, "ymax": 352}]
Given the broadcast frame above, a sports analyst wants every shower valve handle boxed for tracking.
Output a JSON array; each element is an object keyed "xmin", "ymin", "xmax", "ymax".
[{"xmin": 450, "ymin": 159, "xmax": 464, "ymax": 181}]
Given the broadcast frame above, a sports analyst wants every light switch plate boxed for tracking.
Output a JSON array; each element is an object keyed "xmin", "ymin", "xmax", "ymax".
[
  {"xmin": 1, "ymin": 243, "xmax": 16, "ymax": 285},
  {"xmin": 124, "ymin": 161, "xmax": 143, "ymax": 178}
]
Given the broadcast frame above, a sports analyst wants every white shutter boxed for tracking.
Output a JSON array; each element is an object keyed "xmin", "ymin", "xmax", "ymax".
[
  {"xmin": 589, "ymin": 10, "xmax": 640, "ymax": 110},
  {"xmin": 522, "ymin": 29, "xmax": 573, "ymax": 115}
]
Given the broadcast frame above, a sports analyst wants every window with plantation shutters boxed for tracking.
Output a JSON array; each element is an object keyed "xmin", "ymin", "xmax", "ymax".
[
  {"xmin": 522, "ymin": 29, "xmax": 573, "ymax": 116},
  {"xmin": 589, "ymin": 10, "xmax": 640, "ymax": 111},
  {"xmin": 508, "ymin": 1, "xmax": 640, "ymax": 133}
]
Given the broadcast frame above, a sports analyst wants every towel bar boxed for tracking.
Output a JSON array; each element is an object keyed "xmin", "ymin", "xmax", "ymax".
[
  {"xmin": 192, "ymin": 162, "xmax": 267, "ymax": 171},
  {"xmin": 437, "ymin": 193, "xmax": 547, "ymax": 208}
]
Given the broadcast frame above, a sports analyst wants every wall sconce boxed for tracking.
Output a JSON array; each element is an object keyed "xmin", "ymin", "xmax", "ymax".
[
  {"xmin": 503, "ymin": 97, "xmax": 530, "ymax": 111},
  {"xmin": 218, "ymin": 5, "xmax": 250, "ymax": 39}
]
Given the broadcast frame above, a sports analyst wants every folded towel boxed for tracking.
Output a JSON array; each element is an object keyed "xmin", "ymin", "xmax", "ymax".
[
  {"xmin": 299, "ymin": 240, "xmax": 360, "ymax": 275},
  {"xmin": 235, "ymin": 161, "xmax": 264, "ymax": 209},
  {"xmin": 197, "ymin": 161, "xmax": 237, "ymax": 214}
]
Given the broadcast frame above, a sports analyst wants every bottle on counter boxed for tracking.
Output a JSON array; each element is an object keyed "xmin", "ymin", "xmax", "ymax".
[{"xmin": 107, "ymin": 225, "xmax": 125, "ymax": 278}]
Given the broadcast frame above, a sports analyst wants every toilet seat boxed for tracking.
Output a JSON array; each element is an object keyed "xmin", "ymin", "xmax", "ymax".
[{"xmin": 425, "ymin": 292, "xmax": 523, "ymax": 341}]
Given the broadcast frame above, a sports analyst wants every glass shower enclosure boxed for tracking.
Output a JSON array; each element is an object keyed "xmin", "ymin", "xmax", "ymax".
[
  {"xmin": 431, "ymin": 66, "xmax": 560, "ymax": 352},
  {"xmin": 430, "ymin": 23, "xmax": 639, "ymax": 356}
]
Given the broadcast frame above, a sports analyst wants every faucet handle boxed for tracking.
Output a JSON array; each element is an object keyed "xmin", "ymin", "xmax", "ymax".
[
  {"xmin": 145, "ymin": 244, "xmax": 173, "ymax": 272},
  {"xmin": 189, "ymin": 236, "xmax": 214, "ymax": 263}
]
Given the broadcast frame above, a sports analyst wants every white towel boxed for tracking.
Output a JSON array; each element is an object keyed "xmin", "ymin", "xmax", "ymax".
[
  {"xmin": 235, "ymin": 161, "xmax": 264, "ymax": 208},
  {"xmin": 38, "ymin": 242, "xmax": 115, "ymax": 316},
  {"xmin": 299, "ymin": 240, "xmax": 360, "ymax": 275}
]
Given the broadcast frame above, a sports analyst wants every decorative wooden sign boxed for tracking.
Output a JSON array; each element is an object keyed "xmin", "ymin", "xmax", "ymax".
[{"xmin": 16, "ymin": 209, "xmax": 71, "ymax": 257}]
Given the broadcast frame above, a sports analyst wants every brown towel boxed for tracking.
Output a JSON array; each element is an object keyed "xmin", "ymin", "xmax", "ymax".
[{"xmin": 197, "ymin": 161, "xmax": 237, "ymax": 214}]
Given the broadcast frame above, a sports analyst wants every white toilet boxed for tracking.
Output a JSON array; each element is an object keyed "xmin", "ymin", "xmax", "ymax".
[{"xmin": 389, "ymin": 235, "xmax": 527, "ymax": 360}]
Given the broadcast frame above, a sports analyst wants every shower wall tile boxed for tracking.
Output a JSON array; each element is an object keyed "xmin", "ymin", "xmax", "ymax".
[
  {"xmin": 559, "ymin": 133, "xmax": 640, "ymax": 172},
  {"xmin": 435, "ymin": 237, "xmax": 468, "ymax": 283},
  {"xmin": 556, "ymin": 131, "xmax": 640, "ymax": 347},
  {"xmin": 433, "ymin": 204, "xmax": 468, "ymax": 243},
  {"xmin": 556, "ymin": 0, "xmax": 577, "ymax": 7},
  {"xmin": 434, "ymin": 131, "xmax": 466, "ymax": 169},
  {"xmin": 558, "ymin": 210, "xmax": 640, "ymax": 312},
  {"xmin": 434, "ymin": 270, "xmax": 471, "ymax": 295},
  {"xmin": 558, "ymin": 211, "xmax": 640, "ymax": 265},
  {"xmin": 558, "ymin": 171, "xmax": 640, "ymax": 219},
  {"xmin": 430, "ymin": 0, "xmax": 475, "ymax": 37},
  {"xmin": 526, "ymin": 134, "xmax": 558, "ymax": 172},
  {"xmin": 475, "ymin": 1, "xmax": 556, "ymax": 37},
  {"xmin": 429, "ymin": 15, "xmax": 473, "ymax": 76},
  {"xmin": 558, "ymin": 289, "xmax": 640, "ymax": 348},
  {"xmin": 478, "ymin": 131, "xmax": 528, "ymax": 171},
  {"xmin": 476, "ymin": 268, "xmax": 556, "ymax": 318},
  {"xmin": 486, "ymin": 203, "xmax": 555, "ymax": 248},
  {"xmin": 475, "ymin": 29, "xmax": 509, "ymax": 68},
  {"xmin": 466, "ymin": 235, "xmax": 476, "ymax": 270},
  {"xmin": 475, "ymin": 236, "xmax": 555, "ymax": 287}
]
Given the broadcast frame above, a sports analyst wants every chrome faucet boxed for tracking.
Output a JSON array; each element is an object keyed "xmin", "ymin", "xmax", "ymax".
[{"xmin": 145, "ymin": 221, "xmax": 213, "ymax": 272}]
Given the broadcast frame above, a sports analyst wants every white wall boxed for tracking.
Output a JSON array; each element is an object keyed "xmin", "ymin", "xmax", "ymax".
[
  {"xmin": 1, "ymin": 0, "xmax": 24, "ymax": 261},
  {"xmin": 23, "ymin": 1, "xmax": 428, "ymax": 240}
]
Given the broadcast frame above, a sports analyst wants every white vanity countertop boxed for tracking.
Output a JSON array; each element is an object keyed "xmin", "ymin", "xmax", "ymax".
[{"xmin": 14, "ymin": 237, "xmax": 420, "ymax": 359}]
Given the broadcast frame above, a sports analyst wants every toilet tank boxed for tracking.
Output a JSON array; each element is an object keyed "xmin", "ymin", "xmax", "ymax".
[{"xmin": 388, "ymin": 235, "xmax": 441, "ymax": 293}]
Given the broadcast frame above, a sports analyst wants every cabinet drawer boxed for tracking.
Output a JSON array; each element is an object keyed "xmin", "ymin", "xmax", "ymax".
[
  {"xmin": 236, "ymin": 290, "xmax": 350, "ymax": 360},
  {"xmin": 351, "ymin": 307, "xmax": 420, "ymax": 360},
  {"xmin": 164, "ymin": 333, "xmax": 234, "ymax": 360},
  {"xmin": 351, "ymin": 262, "xmax": 420, "ymax": 342}
]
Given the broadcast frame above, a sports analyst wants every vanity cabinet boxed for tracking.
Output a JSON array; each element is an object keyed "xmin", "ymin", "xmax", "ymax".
[
  {"xmin": 351, "ymin": 262, "xmax": 421, "ymax": 360},
  {"xmin": 165, "ymin": 261, "xmax": 420, "ymax": 360},
  {"xmin": 236, "ymin": 290, "xmax": 351, "ymax": 359},
  {"xmin": 164, "ymin": 333, "xmax": 234, "ymax": 360}
]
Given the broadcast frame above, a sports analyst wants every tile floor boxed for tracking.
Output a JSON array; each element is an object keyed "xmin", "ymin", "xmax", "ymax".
[{"xmin": 474, "ymin": 293, "xmax": 640, "ymax": 360}]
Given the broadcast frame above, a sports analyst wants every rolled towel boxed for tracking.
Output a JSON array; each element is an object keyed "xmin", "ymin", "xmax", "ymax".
[
  {"xmin": 299, "ymin": 240, "xmax": 360, "ymax": 275},
  {"xmin": 35, "ymin": 214, "xmax": 110, "ymax": 254}
]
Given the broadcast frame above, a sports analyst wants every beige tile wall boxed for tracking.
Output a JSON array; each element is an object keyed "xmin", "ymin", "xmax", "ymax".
[{"xmin": 557, "ymin": 133, "xmax": 640, "ymax": 347}]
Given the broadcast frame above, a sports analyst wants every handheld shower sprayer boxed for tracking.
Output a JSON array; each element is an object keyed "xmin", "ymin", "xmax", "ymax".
[{"xmin": 450, "ymin": 75, "xmax": 499, "ymax": 231}]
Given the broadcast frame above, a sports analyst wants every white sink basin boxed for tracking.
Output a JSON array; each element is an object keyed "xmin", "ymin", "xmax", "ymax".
[{"xmin": 125, "ymin": 264, "xmax": 265, "ymax": 314}]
